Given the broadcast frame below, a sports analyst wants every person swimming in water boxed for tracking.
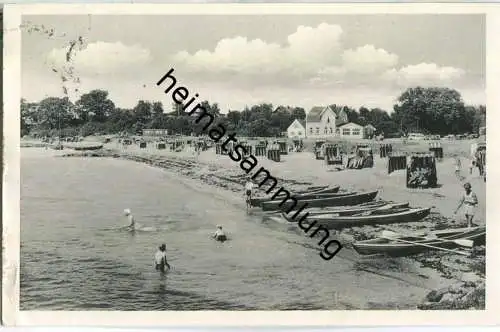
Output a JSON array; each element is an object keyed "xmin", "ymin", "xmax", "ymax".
[
  {"xmin": 212, "ymin": 225, "xmax": 227, "ymax": 242},
  {"xmin": 123, "ymin": 208, "xmax": 135, "ymax": 231},
  {"xmin": 154, "ymin": 244, "xmax": 171, "ymax": 272}
]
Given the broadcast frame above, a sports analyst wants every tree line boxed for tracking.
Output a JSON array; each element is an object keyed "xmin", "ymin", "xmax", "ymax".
[{"xmin": 21, "ymin": 86, "xmax": 486, "ymax": 138}]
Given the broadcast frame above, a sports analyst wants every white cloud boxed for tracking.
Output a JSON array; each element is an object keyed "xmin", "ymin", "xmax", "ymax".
[
  {"xmin": 342, "ymin": 44, "xmax": 399, "ymax": 74},
  {"xmin": 172, "ymin": 23, "xmax": 467, "ymax": 90},
  {"xmin": 173, "ymin": 23, "xmax": 345, "ymax": 79},
  {"xmin": 46, "ymin": 41, "xmax": 152, "ymax": 75},
  {"xmin": 383, "ymin": 63, "xmax": 466, "ymax": 86},
  {"xmin": 173, "ymin": 37, "xmax": 284, "ymax": 76}
]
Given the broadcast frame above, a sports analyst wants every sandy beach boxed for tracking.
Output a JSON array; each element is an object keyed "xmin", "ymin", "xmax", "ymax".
[{"xmin": 22, "ymin": 136, "xmax": 485, "ymax": 310}]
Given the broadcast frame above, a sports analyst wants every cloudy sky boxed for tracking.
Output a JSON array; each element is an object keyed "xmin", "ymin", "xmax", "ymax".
[{"xmin": 22, "ymin": 14, "xmax": 485, "ymax": 113}]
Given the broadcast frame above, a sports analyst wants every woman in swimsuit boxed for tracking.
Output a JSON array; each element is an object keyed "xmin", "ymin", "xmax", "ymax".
[{"xmin": 454, "ymin": 182, "xmax": 478, "ymax": 228}]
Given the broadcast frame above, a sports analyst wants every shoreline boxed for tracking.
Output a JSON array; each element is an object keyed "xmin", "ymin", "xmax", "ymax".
[{"xmin": 26, "ymin": 144, "xmax": 485, "ymax": 309}]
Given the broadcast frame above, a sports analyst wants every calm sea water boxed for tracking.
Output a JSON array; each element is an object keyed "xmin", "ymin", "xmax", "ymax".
[{"xmin": 20, "ymin": 149, "xmax": 432, "ymax": 310}]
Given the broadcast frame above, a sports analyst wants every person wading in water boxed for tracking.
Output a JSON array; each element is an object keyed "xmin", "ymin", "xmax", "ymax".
[
  {"xmin": 123, "ymin": 208, "xmax": 135, "ymax": 231},
  {"xmin": 454, "ymin": 182, "xmax": 478, "ymax": 228},
  {"xmin": 154, "ymin": 244, "xmax": 171, "ymax": 272},
  {"xmin": 212, "ymin": 225, "xmax": 227, "ymax": 242}
]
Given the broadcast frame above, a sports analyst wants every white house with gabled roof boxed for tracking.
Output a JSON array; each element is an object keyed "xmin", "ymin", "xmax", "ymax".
[
  {"xmin": 306, "ymin": 106, "xmax": 338, "ymax": 138},
  {"xmin": 286, "ymin": 119, "xmax": 306, "ymax": 139}
]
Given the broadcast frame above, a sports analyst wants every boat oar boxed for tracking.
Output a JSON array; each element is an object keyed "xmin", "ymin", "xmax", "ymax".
[{"xmin": 381, "ymin": 230, "xmax": 473, "ymax": 251}]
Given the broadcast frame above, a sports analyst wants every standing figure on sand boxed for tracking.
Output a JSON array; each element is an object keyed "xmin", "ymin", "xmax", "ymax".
[
  {"xmin": 454, "ymin": 155, "xmax": 462, "ymax": 180},
  {"xmin": 244, "ymin": 178, "xmax": 256, "ymax": 212},
  {"xmin": 454, "ymin": 182, "xmax": 478, "ymax": 228}
]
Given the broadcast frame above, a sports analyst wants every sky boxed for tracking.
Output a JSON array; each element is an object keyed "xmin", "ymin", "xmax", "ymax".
[{"xmin": 21, "ymin": 14, "xmax": 485, "ymax": 113}]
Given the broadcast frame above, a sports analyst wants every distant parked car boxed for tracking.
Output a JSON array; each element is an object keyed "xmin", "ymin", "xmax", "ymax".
[{"xmin": 445, "ymin": 134, "xmax": 455, "ymax": 140}]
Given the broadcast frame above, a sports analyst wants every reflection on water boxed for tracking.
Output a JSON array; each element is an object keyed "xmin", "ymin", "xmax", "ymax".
[{"xmin": 21, "ymin": 151, "xmax": 430, "ymax": 310}]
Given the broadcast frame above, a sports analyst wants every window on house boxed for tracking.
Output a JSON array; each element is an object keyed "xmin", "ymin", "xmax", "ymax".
[
  {"xmin": 310, "ymin": 128, "xmax": 313, "ymax": 134},
  {"xmin": 343, "ymin": 128, "xmax": 351, "ymax": 135},
  {"xmin": 352, "ymin": 129, "xmax": 361, "ymax": 136},
  {"xmin": 324, "ymin": 127, "xmax": 328, "ymax": 134},
  {"xmin": 316, "ymin": 127, "xmax": 320, "ymax": 134},
  {"xmin": 329, "ymin": 127, "xmax": 333, "ymax": 134},
  {"xmin": 298, "ymin": 131, "xmax": 302, "ymax": 136},
  {"xmin": 327, "ymin": 118, "xmax": 330, "ymax": 123},
  {"xmin": 290, "ymin": 131, "xmax": 295, "ymax": 136},
  {"xmin": 336, "ymin": 128, "xmax": 340, "ymax": 134}
]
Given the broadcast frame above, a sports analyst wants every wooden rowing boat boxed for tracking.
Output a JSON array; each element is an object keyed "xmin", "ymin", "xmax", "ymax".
[
  {"xmin": 281, "ymin": 202, "xmax": 411, "ymax": 222},
  {"xmin": 302, "ymin": 185, "xmax": 341, "ymax": 195},
  {"xmin": 250, "ymin": 185, "xmax": 341, "ymax": 206},
  {"xmin": 72, "ymin": 144, "xmax": 104, "ymax": 151},
  {"xmin": 261, "ymin": 190, "xmax": 378, "ymax": 211},
  {"xmin": 302, "ymin": 185, "xmax": 329, "ymax": 192},
  {"xmin": 303, "ymin": 202, "xmax": 410, "ymax": 216},
  {"xmin": 352, "ymin": 226, "xmax": 486, "ymax": 256},
  {"xmin": 297, "ymin": 207, "xmax": 431, "ymax": 229}
]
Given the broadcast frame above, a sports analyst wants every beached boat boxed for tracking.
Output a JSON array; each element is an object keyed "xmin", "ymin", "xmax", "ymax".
[
  {"xmin": 302, "ymin": 202, "xmax": 410, "ymax": 217},
  {"xmin": 261, "ymin": 190, "xmax": 378, "ymax": 211},
  {"xmin": 250, "ymin": 185, "xmax": 341, "ymax": 206},
  {"xmin": 301, "ymin": 207, "xmax": 430, "ymax": 229},
  {"xmin": 352, "ymin": 226, "xmax": 486, "ymax": 256},
  {"xmin": 281, "ymin": 203, "xmax": 411, "ymax": 222},
  {"xmin": 301, "ymin": 185, "xmax": 329, "ymax": 192},
  {"xmin": 72, "ymin": 144, "xmax": 104, "ymax": 151},
  {"xmin": 302, "ymin": 185, "xmax": 341, "ymax": 195}
]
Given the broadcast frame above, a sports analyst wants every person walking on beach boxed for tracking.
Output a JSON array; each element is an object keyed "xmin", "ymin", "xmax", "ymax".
[
  {"xmin": 453, "ymin": 155, "xmax": 462, "ymax": 179},
  {"xmin": 454, "ymin": 182, "xmax": 478, "ymax": 228},
  {"xmin": 124, "ymin": 208, "xmax": 135, "ymax": 231},
  {"xmin": 154, "ymin": 244, "xmax": 171, "ymax": 272},
  {"xmin": 469, "ymin": 156, "xmax": 476, "ymax": 175},
  {"xmin": 212, "ymin": 225, "xmax": 227, "ymax": 242},
  {"xmin": 244, "ymin": 178, "xmax": 255, "ymax": 211}
]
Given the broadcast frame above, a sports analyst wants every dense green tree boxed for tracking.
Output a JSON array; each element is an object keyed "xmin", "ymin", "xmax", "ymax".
[
  {"xmin": 133, "ymin": 100, "xmax": 152, "ymax": 125},
  {"xmin": 75, "ymin": 89, "xmax": 115, "ymax": 123},
  {"xmin": 226, "ymin": 110, "xmax": 241, "ymax": 127},
  {"xmin": 36, "ymin": 96, "xmax": 74, "ymax": 130},
  {"xmin": 392, "ymin": 87, "xmax": 469, "ymax": 135},
  {"xmin": 291, "ymin": 107, "xmax": 306, "ymax": 120}
]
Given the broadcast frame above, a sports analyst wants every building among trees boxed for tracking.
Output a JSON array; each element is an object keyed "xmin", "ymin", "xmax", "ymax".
[
  {"xmin": 142, "ymin": 129, "xmax": 169, "ymax": 136},
  {"xmin": 286, "ymin": 119, "xmax": 306, "ymax": 139},
  {"xmin": 306, "ymin": 106, "xmax": 338, "ymax": 138},
  {"xmin": 337, "ymin": 122, "xmax": 364, "ymax": 139}
]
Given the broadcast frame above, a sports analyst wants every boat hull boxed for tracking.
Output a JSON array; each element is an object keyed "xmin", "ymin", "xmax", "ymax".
[
  {"xmin": 305, "ymin": 207, "xmax": 431, "ymax": 229},
  {"xmin": 352, "ymin": 226, "xmax": 486, "ymax": 256},
  {"xmin": 304, "ymin": 202, "xmax": 410, "ymax": 216},
  {"xmin": 250, "ymin": 186, "xmax": 341, "ymax": 206},
  {"xmin": 72, "ymin": 144, "xmax": 104, "ymax": 151},
  {"xmin": 261, "ymin": 190, "xmax": 378, "ymax": 211}
]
